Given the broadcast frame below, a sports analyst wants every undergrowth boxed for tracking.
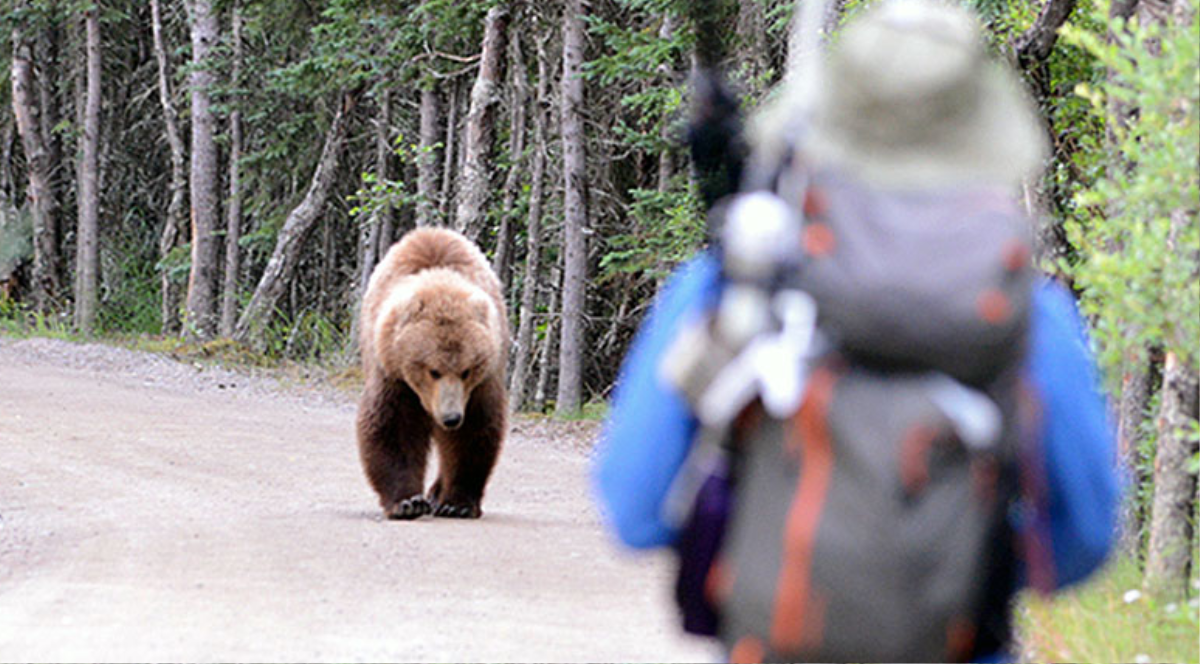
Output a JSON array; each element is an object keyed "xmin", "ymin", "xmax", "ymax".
[
  {"xmin": 0, "ymin": 294, "xmax": 362, "ymax": 395},
  {"xmin": 1018, "ymin": 556, "xmax": 1200, "ymax": 664},
  {"xmin": 0, "ymin": 295, "xmax": 79, "ymax": 341}
]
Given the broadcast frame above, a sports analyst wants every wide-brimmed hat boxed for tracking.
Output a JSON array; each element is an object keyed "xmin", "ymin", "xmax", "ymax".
[{"xmin": 764, "ymin": 0, "xmax": 1048, "ymax": 189}]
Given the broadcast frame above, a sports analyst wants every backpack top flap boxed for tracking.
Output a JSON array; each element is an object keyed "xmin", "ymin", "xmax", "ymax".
[{"xmin": 793, "ymin": 171, "xmax": 1034, "ymax": 386}]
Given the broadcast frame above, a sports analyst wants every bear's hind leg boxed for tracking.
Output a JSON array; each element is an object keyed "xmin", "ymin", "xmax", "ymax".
[{"xmin": 357, "ymin": 377, "xmax": 434, "ymax": 520}]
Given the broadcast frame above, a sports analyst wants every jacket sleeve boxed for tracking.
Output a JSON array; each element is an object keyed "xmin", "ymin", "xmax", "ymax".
[
  {"xmin": 593, "ymin": 253, "xmax": 723, "ymax": 549},
  {"xmin": 1025, "ymin": 281, "xmax": 1121, "ymax": 589}
]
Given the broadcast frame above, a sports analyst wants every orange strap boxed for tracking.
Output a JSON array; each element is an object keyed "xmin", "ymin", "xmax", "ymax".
[{"xmin": 770, "ymin": 365, "xmax": 838, "ymax": 653}]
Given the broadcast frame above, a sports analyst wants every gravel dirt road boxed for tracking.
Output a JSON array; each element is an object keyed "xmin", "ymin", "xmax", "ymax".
[{"xmin": 0, "ymin": 337, "xmax": 718, "ymax": 663}]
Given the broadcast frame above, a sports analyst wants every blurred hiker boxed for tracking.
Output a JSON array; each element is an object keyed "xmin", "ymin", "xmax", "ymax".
[{"xmin": 593, "ymin": 0, "xmax": 1119, "ymax": 661}]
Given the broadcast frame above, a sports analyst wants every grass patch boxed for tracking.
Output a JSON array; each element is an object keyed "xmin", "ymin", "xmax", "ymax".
[
  {"xmin": 125, "ymin": 336, "xmax": 281, "ymax": 369},
  {"xmin": 122, "ymin": 335, "xmax": 362, "ymax": 395},
  {"xmin": 577, "ymin": 400, "xmax": 610, "ymax": 421},
  {"xmin": 546, "ymin": 399, "xmax": 609, "ymax": 422},
  {"xmin": 0, "ymin": 296, "xmax": 80, "ymax": 341},
  {"xmin": 328, "ymin": 364, "xmax": 364, "ymax": 393},
  {"xmin": 0, "ymin": 299, "xmax": 361, "ymax": 396},
  {"xmin": 1017, "ymin": 556, "xmax": 1200, "ymax": 663}
]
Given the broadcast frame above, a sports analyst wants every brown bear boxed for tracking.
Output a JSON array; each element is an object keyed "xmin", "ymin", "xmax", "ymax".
[{"xmin": 357, "ymin": 227, "xmax": 509, "ymax": 520}]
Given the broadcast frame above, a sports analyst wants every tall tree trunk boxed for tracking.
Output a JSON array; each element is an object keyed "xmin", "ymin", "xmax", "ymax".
[
  {"xmin": 492, "ymin": 26, "xmax": 528, "ymax": 294},
  {"xmin": 376, "ymin": 199, "xmax": 396, "ymax": 258},
  {"xmin": 416, "ymin": 84, "xmax": 440, "ymax": 227},
  {"xmin": 35, "ymin": 21, "xmax": 63, "ymax": 286},
  {"xmin": 185, "ymin": 0, "xmax": 221, "ymax": 339},
  {"xmin": 534, "ymin": 264, "xmax": 563, "ymax": 414},
  {"xmin": 1110, "ymin": 0, "xmax": 1147, "ymax": 538},
  {"xmin": 73, "ymin": 6, "xmax": 101, "ymax": 333},
  {"xmin": 1145, "ymin": 351, "xmax": 1199, "ymax": 595},
  {"xmin": 1107, "ymin": 0, "xmax": 1150, "ymax": 558},
  {"xmin": 556, "ymin": 0, "xmax": 588, "ymax": 416},
  {"xmin": 455, "ymin": 5, "xmax": 510, "ymax": 242},
  {"xmin": 1014, "ymin": 0, "xmax": 1079, "ymax": 66},
  {"xmin": 320, "ymin": 204, "xmax": 335, "ymax": 312},
  {"xmin": 509, "ymin": 33, "xmax": 549, "ymax": 413},
  {"xmin": 11, "ymin": 13, "xmax": 61, "ymax": 313},
  {"xmin": 439, "ymin": 78, "xmax": 461, "ymax": 224},
  {"xmin": 234, "ymin": 97, "xmax": 350, "ymax": 350},
  {"xmin": 366, "ymin": 91, "xmax": 391, "ymax": 283},
  {"xmin": 1145, "ymin": 98, "xmax": 1200, "ymax": 589},
  {"xmin": 656, "ymin": 14, "xmax": 676, "ymax": 195},
  {"xmin": 348, "ymin": 91, "xmax": 391, "ymax": 356},
  {"xmin": 220, "ymin": 2, "xmax": 243, "ymax": 338},
  {"xmin": 0, "ymin": 121, "xmax": 14, "ymax": 199},
  {"xmin": 1117, "ymin": 352, "xmax": 1157, "ymax": 554},
  {"xmin": 150, "ymin": 0, "xmax": 188, "ymax": 336},
  {"xmin": 392, "ymin": 158, "xmax": 417, "ymax": 241}
]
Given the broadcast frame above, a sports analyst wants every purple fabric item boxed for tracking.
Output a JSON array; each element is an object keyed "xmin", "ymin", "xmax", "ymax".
[{"xmin": 673, "ymin": 466, "xmax": 733, "ymax": 636}]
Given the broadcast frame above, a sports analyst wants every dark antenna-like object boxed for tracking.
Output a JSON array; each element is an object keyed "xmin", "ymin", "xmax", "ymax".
[{"xmin": 685, "ymin": 0, "xmax": 747, "ymax": 233}]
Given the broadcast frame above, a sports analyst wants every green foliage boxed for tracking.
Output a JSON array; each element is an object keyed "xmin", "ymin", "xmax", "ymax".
[
  {"xmin": 1040, "ymin": 2, "xmax": 1109, "ymax": 230},
  {"xmin": 1017, "ymin": 556, "xmax": 1200, "ymax": 663},
  {"xmin": 1060, "ymin": 2, "xmax": 1200, "ymax": 388},
  {"xmin": 267, "ymin": 0, "xmax": 411, "ymax": 98},
  {"xmin": 256, "ymin": 306, "xmax": 349, "ymax": 364},
  {"xmin": 566, "ymin": 400, "xmax": 610, "ymax": 422},
  {"xmin": 584, "ymin": 13, "xmax": 691, "ymax": 87},
  {"xmin": 156, "ymin": 243, "xmax": 192, "ymax": 287},
  {"xmin": 584, "ymin": 6, "xmax": 690, "ymax": 152},
  {"xmin": 982, "ymin": 0, "xmax": 1109, "ymax": 245},
  {"xmin": 1122, "ymin": 388, "xmax": 1165, "ymax": 554},
  {"xmin": 348, "ymin": 171, "xmax": 411, "ymax": 223},
  {"xmin": 585, "ymin": 1, "xmax": 710, "ymax": 289},
  {"xmin": 99, "ymin": 237, "xmax": 164, "ymax": 336},
  {"xmin": 0, "ymin": 0, "xmax": 72, "ymax": 31},
  {"xmin": 599, "ymin": 175, "xmax": 706, "ymax": 282},
  {"xmin": 348, "ymin": 134, "xmax": 435, "ymax": 222},
  {"xmin": 0, "ymin": 204, "xmax": 32, "ymax": 280},
  {"xmin": 411, "ymin": 0, "xmax": 493, "ymax": 71},
  {"xmin": 0, "ymin": 298, "xmax": 77, "ymax": 340},
  {"xmin": 762, "ymin": 0, "xmax": 799, "ymax": 35}
]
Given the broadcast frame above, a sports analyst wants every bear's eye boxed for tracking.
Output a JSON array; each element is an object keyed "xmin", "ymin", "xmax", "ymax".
[
  {"xmin": 429, "ymin": 369, "xmax": 441, "ymax": 379},
  {"xmin": 460, "ymin": 369, "xmax": 470, "ymax": 380}
]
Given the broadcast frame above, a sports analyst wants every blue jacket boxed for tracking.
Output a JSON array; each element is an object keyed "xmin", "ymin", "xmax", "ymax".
[{"xmin": 594, "ymin": 251, "xmax": 1118, "ymax": 591}]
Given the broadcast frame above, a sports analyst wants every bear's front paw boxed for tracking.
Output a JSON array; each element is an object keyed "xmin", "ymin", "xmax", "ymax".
[
  {"xmin": 433, "ymin": 501, "xmax": 481, "ymax": 519},
  {"xmin": 384, "ymin": 495, "xmax": 432, "ymax": 520}
]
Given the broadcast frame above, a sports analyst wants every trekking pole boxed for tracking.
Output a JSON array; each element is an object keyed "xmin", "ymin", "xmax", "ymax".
[
  {"xmin": 717, "ymin": 0, "xmax": 833, "ymax": 195},
  {"xmin": 684, "ymin": 0, "xmax": 746, "ymax": 226}
]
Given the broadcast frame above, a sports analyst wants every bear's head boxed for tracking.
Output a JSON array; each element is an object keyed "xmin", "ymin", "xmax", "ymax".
[{"xmin": 375, "ymin": 271, "xmax": 500, "ymax": 430}]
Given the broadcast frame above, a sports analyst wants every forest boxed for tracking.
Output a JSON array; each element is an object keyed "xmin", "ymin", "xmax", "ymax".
[{"xmin": 0, "ymin": 0, "xmax": 1196, "ymax": 624}]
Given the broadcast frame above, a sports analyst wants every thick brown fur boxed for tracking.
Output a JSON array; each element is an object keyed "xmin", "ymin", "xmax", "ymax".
[{"xmin": 357, "ymin": 227, "xmax": 509, "ymax": 520}]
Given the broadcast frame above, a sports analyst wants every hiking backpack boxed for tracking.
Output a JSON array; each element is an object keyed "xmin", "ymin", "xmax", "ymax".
[{"xmin": 668, "ymin": 170, "xmax": 1038, "ymax": 663}]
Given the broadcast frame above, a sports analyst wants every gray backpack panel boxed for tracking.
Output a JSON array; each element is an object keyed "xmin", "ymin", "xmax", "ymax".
[{"xmin": 719, "ymin": 366, "xmax": 1016, "ymax": 662}]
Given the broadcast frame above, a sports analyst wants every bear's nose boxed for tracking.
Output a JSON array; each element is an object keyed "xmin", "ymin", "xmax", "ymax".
[{"xmin": 441, "ymin": 413, "xmax": 463, "ymax": 429}]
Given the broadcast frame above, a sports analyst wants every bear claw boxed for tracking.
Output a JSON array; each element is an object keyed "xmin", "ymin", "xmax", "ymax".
[
  {"xmin": 384, "ymin": 496, "xmax": 432, "ymax": 520},
  {"xmin": 433, "ymin": 502, "xmax": 481, "ymax": 519}
]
